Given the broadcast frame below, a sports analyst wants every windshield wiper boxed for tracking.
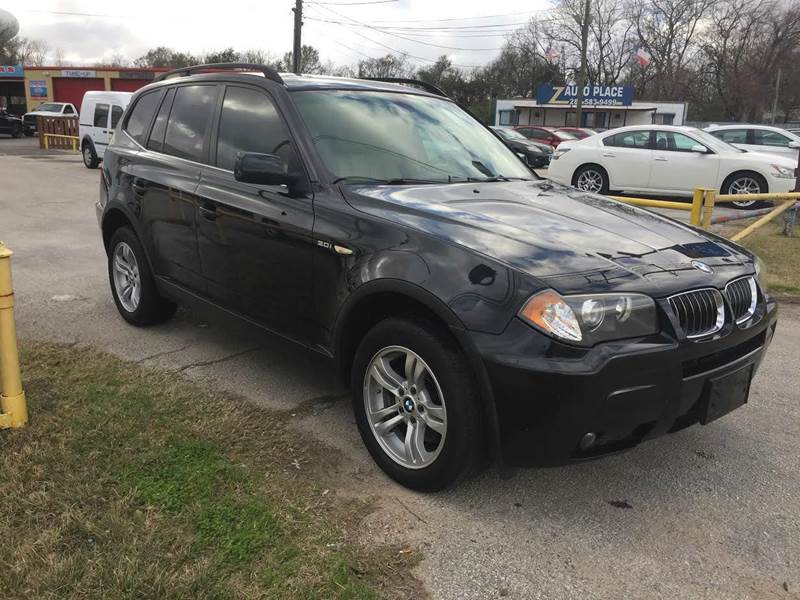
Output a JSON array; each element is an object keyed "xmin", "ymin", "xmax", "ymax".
[{"xmin": 333, "ymin": 176, "xmax": 446, "ymax": 185}]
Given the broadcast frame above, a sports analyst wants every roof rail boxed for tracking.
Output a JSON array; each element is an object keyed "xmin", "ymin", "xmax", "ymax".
[
  {"xmin": 153, "ymin": 62, "xmax": 284, "ymax": 85},
  {"xmin": 363, "ymin": 77, "xmax": 447, "ymax": 97}
]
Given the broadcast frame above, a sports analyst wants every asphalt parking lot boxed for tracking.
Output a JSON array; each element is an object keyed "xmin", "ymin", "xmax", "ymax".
[{"xmin": 2, "ymin": 138, "xmax": 798, "ymax": 599}]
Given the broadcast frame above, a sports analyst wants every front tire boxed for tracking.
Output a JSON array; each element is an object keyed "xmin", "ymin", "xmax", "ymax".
[
  {"xmin": 573, "ymin": 164, "xmax": 609, "ymax": 194},
  {"xmin": 108, "ymin": 227, "xmax": 176, "ymax": 326},
  {"xmin": 351, "ymin": 317, "xmax": 482, "ymax": 491},
  {"xmin": 721, "ymin": 171, "xmax": 769, "ymax": 209},
  {"xmin": 82, "ymin": 141, "xmax": 100, "ymax": 169}
]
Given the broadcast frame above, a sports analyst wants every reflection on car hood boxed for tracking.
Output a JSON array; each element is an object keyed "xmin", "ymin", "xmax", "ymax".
[
  {"xmin": 734, "ymin": 150, "xmax": 797, "ymax": 167},
  {"xmin": 344, "ymin": 179, "xmax": 752, "ymax": 294}
]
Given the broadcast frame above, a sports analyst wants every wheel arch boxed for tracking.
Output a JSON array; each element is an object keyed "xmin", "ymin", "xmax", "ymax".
[
  {"xmin": 720, "ymin": 169, "xmax": 769, "ymax": 194},
  {"xmin": 81, "ymin": 135, "xmax": 94, "ymax": 150},
  {"xmin": 333, "ymin": 279, "xmax": 505, "ymax": 466}
]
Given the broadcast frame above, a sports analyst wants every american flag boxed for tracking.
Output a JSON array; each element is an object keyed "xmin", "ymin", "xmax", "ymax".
[
  {"xmin": 635, "ymin": 48, "xmax": 652, "ymax": 67},
  {"xmin": 544, "ymin": 47, "xmax": 560, "ymax": 61}
]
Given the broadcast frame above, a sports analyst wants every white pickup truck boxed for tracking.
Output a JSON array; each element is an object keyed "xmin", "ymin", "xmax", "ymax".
[{"xmin": 22, "ymin": 102, "xmax": 78, "ymax": 135}]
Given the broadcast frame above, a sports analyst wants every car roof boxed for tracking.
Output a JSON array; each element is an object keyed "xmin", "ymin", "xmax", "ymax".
[
  {"xmin": 705, "ymin": 123, "xmax": 796, "ymax": 134},
  {"xmin": 599, "ymin": 124, "xmax": 700, "ymax": 134},
  {"xmin": 143, "ymin": 70, "xmax": 445, "ymax": 99}
]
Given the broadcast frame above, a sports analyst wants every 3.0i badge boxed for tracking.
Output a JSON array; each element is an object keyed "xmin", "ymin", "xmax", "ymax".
[{"xmin": 691, "ymin": 260, "xmax": 713, "ymax": 274}]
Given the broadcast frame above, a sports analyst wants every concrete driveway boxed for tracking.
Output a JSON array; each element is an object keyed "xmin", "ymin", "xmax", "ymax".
[{"xmin": 2, "ymin": 141, "xmax": 798, "ymax": 599}]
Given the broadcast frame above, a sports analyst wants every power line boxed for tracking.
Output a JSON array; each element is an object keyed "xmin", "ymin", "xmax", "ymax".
[
  {"xmin": 306, "ymin": 6, "xmax": 505, "ymax": 52},
  {"xmin": 364, "ymin": 9, "xmax": 548, "ymax": 24},
  {"xmin": 307, "ymin": 0, "xmax": 399, "ymax": 4}
]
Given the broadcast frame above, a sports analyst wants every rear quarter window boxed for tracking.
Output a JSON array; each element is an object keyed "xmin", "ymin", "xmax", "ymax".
[{"xmin": 124, "ymin": 90, "xmax": 165, "ymax": 146}]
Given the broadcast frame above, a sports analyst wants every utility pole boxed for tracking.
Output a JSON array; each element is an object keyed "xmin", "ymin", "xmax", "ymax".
[
  {"xmin": 770, "ymin": 67, "xmax": 781, "ymax": 125},
  {"xmin": 575, "ymin": 0, "xmax": 591, "ymax": 127},
  {"xmin": 292, "ymin": 0, "xmax": 303, "ymax": 74}
]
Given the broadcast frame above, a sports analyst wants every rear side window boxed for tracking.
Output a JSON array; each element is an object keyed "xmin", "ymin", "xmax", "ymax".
[
  {"xmin": 147, "ymin": 87, "xmax": 176, "ymax": 153},
  {"xmin": 125, "ymin": 90, "xmax": 164, "ymax": 146},
  {"xmin": 604, "ymin": 131, "xmax": 650, "ymax": 149},
  {"xmin": 110, "ymin": 105, "xmax": 124, "ymax": 129},
  {"xmin": 713, "ymin": 129, "xmax": 747, "ymax": 144},
  {"xmin": 163, "ymin": 85, "xmax": 219, "ymax": 162},
  {"xmin": 215, "ymin": 86, "xmax": 293, "ymax": 171},
  {"xmin": 93, "ymin": 103, "xmax": 109, "ymax": 128},
  {"xmin": 63, "ymin": 105, "xmax": 74, "ymax": 114}
]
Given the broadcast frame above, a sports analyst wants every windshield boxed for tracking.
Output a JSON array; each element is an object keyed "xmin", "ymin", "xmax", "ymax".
[
  {"xmin": 34, "ymin": 103, "xmax": 62, "ymax": 112},
  {"xmin": 292, "ymin": 90, "xmax": 533, "ymax": 183},
  {"xmin": 689, "ymin": 128, "xmax": 744, "ymax": 154},
  {"xmin": 496, "ymin": 128, "xmax": 527, "ymax": 141},
  {"xmin": 554, "ymin": 130, "xmax": 577, "ymax": 141}
]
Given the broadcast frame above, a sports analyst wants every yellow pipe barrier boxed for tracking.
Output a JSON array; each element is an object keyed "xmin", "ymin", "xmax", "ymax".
[
  {"xmin": 42, "ymin": 133, "xmax": 79, "ymax": 152},
  {"xmin": 701, "ymin": 189, "xmax": 716, "ymax": 229},
  {"xmin": 714, "ymin": 192, "xmax": 800, "ymax": 203},
  {"xmin": 0, "ymin": 242, "xmax": 27, "ymax": 429},
  {"xmin": 730, "ymin": 200, "xmax": 797, "ymax": 242},
  {"xmin": 690, "ymin": 188, "xmax": 705, "ymax": 226},
  {"xmin": 610, "ymin": 196, "xmax": 691, "ymax": 210}
]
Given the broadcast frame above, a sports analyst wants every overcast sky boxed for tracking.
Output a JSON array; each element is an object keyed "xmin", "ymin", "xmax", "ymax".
[{"xmin": 11, "ymin": 0, "xmax": 554, "ymax": 69}]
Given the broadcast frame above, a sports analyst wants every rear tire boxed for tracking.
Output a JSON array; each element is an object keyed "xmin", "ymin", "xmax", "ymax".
[
  {"xmin": 82, "ymin": 141, "xmax": 100, "ymax": 169},
  {"xmin": 351, "ymin": 317, "xmax": 483, "ymax": 491},
  {"xmin": 107, "ymin": 227, "xmax": 176, "ymax": 326},
  {"xmin": 721, "ymin": 171, "xmax": 769, "ymax": 209},
  {"xmin": 572, "ymin": 164, "xmax": 610, "ymax": 194}
]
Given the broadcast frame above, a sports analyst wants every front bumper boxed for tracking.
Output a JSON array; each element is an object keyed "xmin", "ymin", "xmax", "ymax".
[{"xmin": 472, "ymin": 297, "xmax": 778, "ymax": 466}]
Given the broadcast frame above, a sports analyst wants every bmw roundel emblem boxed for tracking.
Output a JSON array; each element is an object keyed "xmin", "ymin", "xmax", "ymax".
[{"xmin": 691, "ymin": 260, "xmax": 713, "ymax": 274}]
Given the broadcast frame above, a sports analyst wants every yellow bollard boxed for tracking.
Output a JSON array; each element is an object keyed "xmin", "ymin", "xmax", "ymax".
[
  {"xmin": 0, "ymin": 242, "xmax": 28, "ymax": 429},
  {"xmin": 690, "ymin": 188, "xmax": 704, "ymax": 226},
  {"xmin": 701, "ymin": 189, "xmax": 716, "ymax": 229}
]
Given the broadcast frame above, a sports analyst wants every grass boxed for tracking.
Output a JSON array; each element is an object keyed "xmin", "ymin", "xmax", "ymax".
[
  {"xmin": 0, "ymin": 342, "xmax": 423, "ymax": 600},
  {"xmin": 717, "ymin": 218, "xmax": 800, "ymax": 296}
]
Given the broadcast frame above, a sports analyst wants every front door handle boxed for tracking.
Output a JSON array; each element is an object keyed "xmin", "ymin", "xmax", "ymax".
[
  {"xmin": 654, "ymin": 156, "xmax": 668, "ymax": 161},
  {"xmin": 199, "ymin": 203, "xmax": 218, "ymax": 221},
  {"xmin": 131, "ymin": 178, "xmax": 148, "ymax": 196},
  {"xmin": 602, "ymin": 153, "xmax": 616, "ymax": 158}
]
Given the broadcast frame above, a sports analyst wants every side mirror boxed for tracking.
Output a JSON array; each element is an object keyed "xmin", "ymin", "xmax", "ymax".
[
  {"xmin": 234, "ymin": 152, "xmax": 293, "ymax": 186},
  {"xmin": 788, "ymin": 140, "xmax": 800, "ymax": 149},
  {"xmin": 691, "ymin": 144, "xmax": 709, "ymax": 154}
]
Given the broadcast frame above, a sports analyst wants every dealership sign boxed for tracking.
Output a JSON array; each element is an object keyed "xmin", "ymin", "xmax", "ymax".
[
  {"xmin": 536, "ymin": 84, "xmax": 634, "ymax": 107},
  {"xmin": 0, "ymin": 65, "xmax": 23, "ymax": 78},
  {"xmin": 62, "ymin": 69, "xmax": 97, "ymax": 78}
]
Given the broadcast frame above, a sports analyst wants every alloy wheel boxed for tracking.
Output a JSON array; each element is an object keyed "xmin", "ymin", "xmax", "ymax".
[
  {"xmin": 112, "ymin": 242, "xmax": 141, "ymax": 312},
  {"xmin": 363, "ymin": 345, "xmax": 447, "ymax": 469},
  {"xmin": 728, "ymin": 176, "xmax": 762, "ymax": 208},
  {"xmin": 576, "ymin": 169, "xmax": 604, "ymax": 193},
  {"xmin": 83, "ymin": 146, "xmax": 93, "ymax": 167}
]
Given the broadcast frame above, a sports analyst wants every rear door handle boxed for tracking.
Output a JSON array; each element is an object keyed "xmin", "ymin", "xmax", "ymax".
[
  {"xmin": 654, "ymin": 156, "xmax": 668, "ymax": 161},
  {"xmin": 199, "ymin": 203, "xmax": 218, "ymax": 221},
  {"xmin": 602, "ymin": 153, "xmax": 616, "ymax": 157}
]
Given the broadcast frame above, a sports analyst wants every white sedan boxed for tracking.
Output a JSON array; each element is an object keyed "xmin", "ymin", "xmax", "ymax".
[
  {"xmin": 547, "ymin": 125, "xmax": 798, "ymax": 208},
  {"xmin": 704, "ymin": 124, "xmax": 800, "ymax": 158}
]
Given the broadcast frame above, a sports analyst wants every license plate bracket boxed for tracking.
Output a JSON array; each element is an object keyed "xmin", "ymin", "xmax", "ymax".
[{"xmin": 700, "ymin": 364, "xmax": 754, "ymax": 425}]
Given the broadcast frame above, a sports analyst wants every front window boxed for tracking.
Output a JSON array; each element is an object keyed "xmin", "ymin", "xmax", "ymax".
[
  {"xmin": 497, "ymin": 128, "xmax": 527, "ymax": 141},
  {"xmin": 34, "ymin": 103, "xmax": 62, "ymax": 112},
  {"xmin": 292, "ymin": 90, "xmax": 533, "ymax": 183},
  {"xmin": 713, "ymin": 129, "xmax": 747, "ymax": 144},
  {"xmin": 553, "ymin": 130, "xmax": 577, "ymax": 141},
  {"xmin": 753, "ymin": 129, "xmax": 791, "ymax": 147}
]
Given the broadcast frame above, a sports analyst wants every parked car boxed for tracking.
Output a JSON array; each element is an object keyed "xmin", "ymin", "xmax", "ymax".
[
  {"xmin": 0, "ymin": 109, "xmax": 23, "ymax": 138},
  {"xmin": 98, "ymin": 65, "xmax": 777, "ymax": 491},
  {"xmin": 704, "ymin": 124, "xmax": 800, "ymax": 158},
  {"xmin": 556, "ymin": 127, "xmax": 597, "ymax": 139},
  {"xmin": 491, "ymin": 126, "xmax": 553, "ymax": 168},
  {"xmin": 548, "ymin": 125, "xmax": 797, "ymax": 208},
  {"xmin": 79, "ymin": 91, "xmax": 132, "ymax": 168},
  {"xmin": 22, "ymin": 101, "xmax": 78, "ymax": 136},
  {"xmin": 514, "ymin": 125, "xmax": 577, "ymax": 148}
]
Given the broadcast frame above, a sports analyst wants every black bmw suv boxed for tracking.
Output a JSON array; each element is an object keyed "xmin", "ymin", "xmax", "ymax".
[{"xmin": 97, "ymin": 63, "xmax": 777, "ymax": 491}]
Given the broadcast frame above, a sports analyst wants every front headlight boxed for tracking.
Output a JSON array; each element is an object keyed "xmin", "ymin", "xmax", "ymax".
[
  {"xmin": 770, "ymin": 164, "xmax": 795, "ymax": 179},
  {"xmin": 519, "ymin": 289, "xmax": 658, "ymax": 345},
  {"xmin": 755, "ymin": 256, "xmax": 768, "ymax": 292}
]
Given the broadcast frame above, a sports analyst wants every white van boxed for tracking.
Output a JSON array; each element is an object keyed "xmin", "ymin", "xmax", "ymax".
[{"xmin": 79, "ymin": 91, "xmax": 133, "ymax": 169}]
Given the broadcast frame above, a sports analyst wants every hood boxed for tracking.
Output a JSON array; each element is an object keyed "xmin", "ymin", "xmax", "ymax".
[
  {"xmin": 343, "ymin": 179, "xmax": 752, "ymax": 295},
  {"xmin": 738, "ymin": 150, "xmax": 797, "ymax": 168}
]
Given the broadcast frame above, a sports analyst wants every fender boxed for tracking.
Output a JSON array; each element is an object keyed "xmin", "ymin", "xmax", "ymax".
[{"xmin": 332, "ymin": 278, "xmax": 507, "ymax": 468}]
